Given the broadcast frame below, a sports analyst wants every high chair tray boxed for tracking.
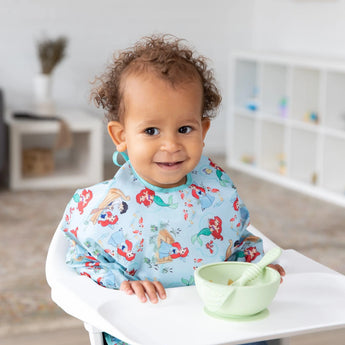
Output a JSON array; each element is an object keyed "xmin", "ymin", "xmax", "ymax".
[{"xmin": 47, "ymin": 230, "xmax": 345, "ymax": 345}]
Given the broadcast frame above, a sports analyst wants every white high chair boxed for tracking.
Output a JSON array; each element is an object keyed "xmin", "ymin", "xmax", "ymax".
[{"xmin": 46, "ymin": 223, "xmax": 345, "ymax": 345}]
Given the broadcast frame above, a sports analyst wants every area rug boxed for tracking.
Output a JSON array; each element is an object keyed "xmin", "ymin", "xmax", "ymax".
[{"xmin": 0, "ymin": 188, "xmax": 80, "ymax": 336}]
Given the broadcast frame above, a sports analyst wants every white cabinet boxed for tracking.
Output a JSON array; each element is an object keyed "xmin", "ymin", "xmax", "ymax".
[
  {"xmin": 227, "ymin": 52, "xmax": 345, "ymax": 207},
  {"xmin": 6, "ymin": 109, "xmax": 103, "ymax": 190}
]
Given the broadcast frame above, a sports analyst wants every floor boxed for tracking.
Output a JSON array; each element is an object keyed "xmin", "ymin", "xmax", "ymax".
[{"xmin": 1, "ymin": 157, "xmax": 344, "ymax": 344}]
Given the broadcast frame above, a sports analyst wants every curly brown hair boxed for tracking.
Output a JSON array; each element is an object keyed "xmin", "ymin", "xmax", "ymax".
[{"xmin": 90, "ymin": 34, "xmax": 222, "ymax": 122}]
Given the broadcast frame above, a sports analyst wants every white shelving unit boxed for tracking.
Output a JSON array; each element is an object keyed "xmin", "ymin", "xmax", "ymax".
[
  {"xmin": 6, "ymin": 109, "xmax": 103, "ymax": 190},
  {"xmin": 227, "ymin": 51, "xmax": 345, "ymax": 207}
]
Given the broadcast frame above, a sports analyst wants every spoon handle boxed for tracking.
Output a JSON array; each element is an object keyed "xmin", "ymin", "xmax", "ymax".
[
  {"xmin": 236, "ymin": 247, "xmax": 282, "ymax": 286},
  {"xmin": 257, "ymin": 247, "xmax": 282, "ymax": 270}
]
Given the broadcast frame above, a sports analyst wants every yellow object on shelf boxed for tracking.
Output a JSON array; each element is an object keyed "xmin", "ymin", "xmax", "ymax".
[
  {"xmin": 304, "ymin": 111, "xmax": 319, "ymax": 124},
  {"xmin": 311, "ymin": 172, "xmax": 318, "ymax": 186},
  {"xmin": 241, "ymin": 155, "xmax": 255, "ymax": 165}
]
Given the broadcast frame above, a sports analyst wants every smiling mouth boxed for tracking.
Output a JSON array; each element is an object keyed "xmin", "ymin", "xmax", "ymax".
[{"xmin": 156, "ymin": 161, "xmax": 184, "ymax": 169}]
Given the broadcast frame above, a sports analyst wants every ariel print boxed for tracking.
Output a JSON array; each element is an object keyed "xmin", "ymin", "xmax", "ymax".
[
  {"xmin": 189, "ymin": 184, "xmax": 215, "ymax": 210},
  {"xmin": 136, "ymin": 187, "xmax": 178, "ymax": 209},
  {"xmin": 61, "ymin": 155, "xmax": 264, "ymax": 291},
  {"xmin": 156, "ymin": 229, "xmax": 189, "ymax": 264},
  {"xmin": 191, "ymin": 216, "xmax": 224, "ymax": 246}
]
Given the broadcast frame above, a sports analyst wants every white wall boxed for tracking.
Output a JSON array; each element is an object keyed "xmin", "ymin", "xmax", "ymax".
[
  {"xmin": 252, "ymin": 0, "xmax": 345, "ymax": 57},
  {"xmin": 3, "ymin": 0, "xmax": 345, "ymax": 160},
  {"xmin": 0, "ymin": 0, "xmax": 255, "ymax": 159}
]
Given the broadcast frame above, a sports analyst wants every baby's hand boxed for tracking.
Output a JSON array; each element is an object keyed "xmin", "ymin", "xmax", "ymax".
[
  {"xmin": 120, "ymin": 280, "xmax": 166, "ymax": 304},
  {"xmin": 267, "ymin": 264, "xmax": 285, "ymax": 283}
]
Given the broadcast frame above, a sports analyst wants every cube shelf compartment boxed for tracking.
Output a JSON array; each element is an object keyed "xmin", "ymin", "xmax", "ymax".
[
  {"xmin": 260, "ymin": 121, "xmax": 285, "ymax": 174},
  {"xmin": 261, "ymin": 63, "xmax": 288, "ymax": 118},
  {"xmin": 227, "ymin": 52, "xmax": 345, "ymax": 207},
  {"xmin": 7, "ymin": 110, "xmax": 103, "ymax": 190},
  {"xmin": 289, "ymin": 128, "xmax": 318, "ymax": 185},
  {"xmin": 325, "ymin": 71, "xmax": 345, "ymax": 131}
]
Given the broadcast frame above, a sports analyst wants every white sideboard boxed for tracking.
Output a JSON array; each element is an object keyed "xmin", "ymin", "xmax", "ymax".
[
  {"xmin": 6, "ymin": 109, "xmax": 103, "ymax": 190},
  {"xmin": 227, "ymin": 52, "xmax": 345, "ymax": 207}
]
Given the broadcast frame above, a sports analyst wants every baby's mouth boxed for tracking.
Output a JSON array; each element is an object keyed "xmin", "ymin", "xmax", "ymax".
[{"xmin": 156, "ymin": 161, "xmax": 183, "ymax": 169}]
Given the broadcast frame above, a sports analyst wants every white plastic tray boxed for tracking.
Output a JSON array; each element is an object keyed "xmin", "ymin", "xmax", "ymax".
[{"xmin": 46, "ymin": 229, "xmax": 345, "ymax": 345}]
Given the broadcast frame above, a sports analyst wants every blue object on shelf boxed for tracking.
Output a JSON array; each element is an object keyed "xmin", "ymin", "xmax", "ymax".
[
  {"xmin": 246, "ymin": 103, "xmax": 258, "ymax": 111},
  {"xmin": 246, "ymin": 86, "xmax": 259, "ymax": 112}
]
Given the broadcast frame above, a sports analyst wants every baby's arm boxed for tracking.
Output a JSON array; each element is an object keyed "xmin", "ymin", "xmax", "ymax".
[
  {"xmin": 120, "ymin": 280, "xmax": 166, "ymax": 303},
  {"xmin": 65, "ymin": 240, "xmax": 129, "ymax": 289},
  {"xmin": 64, "ymin": 238, "xmax": 169, "ymax": 297},
  {"xmin": 60, "ymin": 190, "xmax": 134, "ymax": 289}
]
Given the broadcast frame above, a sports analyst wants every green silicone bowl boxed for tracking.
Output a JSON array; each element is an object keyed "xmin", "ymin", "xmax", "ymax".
[{"xmin": 194, "ymin": 261, "xmax": 280, "ymax": 319}]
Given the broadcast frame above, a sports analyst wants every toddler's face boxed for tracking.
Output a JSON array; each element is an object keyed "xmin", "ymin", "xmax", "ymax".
[{"xmin": 113, "ymin": 73, "xmax": 210, "ymax": 189}]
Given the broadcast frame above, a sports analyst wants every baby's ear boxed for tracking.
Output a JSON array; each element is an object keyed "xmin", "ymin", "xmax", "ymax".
[
  {"xmin": 201, "ymin": 118, "xmax": 211, "ymax": 140},
  {"xmin": 108, "ymin": 121, "xmax": 127, "ymax": 152}
]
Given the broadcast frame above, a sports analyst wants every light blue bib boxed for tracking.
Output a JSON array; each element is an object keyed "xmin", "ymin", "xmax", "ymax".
[{"xmin": 61, "ymin": 155, "xmax": 263, "ymax": 288}]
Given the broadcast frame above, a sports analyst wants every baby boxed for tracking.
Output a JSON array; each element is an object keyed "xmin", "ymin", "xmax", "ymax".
[{"xmin": 60, "ymin": 34, "xmax": 284, "ymax": 345}]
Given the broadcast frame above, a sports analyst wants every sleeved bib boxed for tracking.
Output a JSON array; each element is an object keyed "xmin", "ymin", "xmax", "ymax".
[{"xmin": 61, "ymin": 155, "xmax": 263, "ymax": 288}]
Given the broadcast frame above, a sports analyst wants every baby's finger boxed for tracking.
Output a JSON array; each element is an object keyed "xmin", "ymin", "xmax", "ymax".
[
  {"xmin": 268, "ymin": 264, "xmax": 285, "ymax": 274},
  {"xmin": 141, "ymin": 280, "xmax": 159, "ymax": 304},
  {"xmin": 268, "ymin": 264, "xmax": 285, "ymax": 283},
  {"xmin": 152, "ymin": 281, "xmax": 166, "ymax": 300},
  {"xmin": 120, "ymin": 280, "xmax": 134, "ymax": 295},
  {"xmin": 130, "ymin": 281, "xmax": 148, "ymax": 303},
  {"xmin": 275, "ymin": 264, "xmax": 286, "ymax": 276}
]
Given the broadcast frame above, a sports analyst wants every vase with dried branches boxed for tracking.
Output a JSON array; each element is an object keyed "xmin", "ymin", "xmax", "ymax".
[{"xmin": 34, "ymin": 36, "xmax": 68, "ymax": 115}]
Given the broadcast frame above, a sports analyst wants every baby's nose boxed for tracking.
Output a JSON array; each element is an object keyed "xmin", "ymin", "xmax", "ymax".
[{"xmin": 160, "ymin": 135, "xmax": 181, "ymax": 152}]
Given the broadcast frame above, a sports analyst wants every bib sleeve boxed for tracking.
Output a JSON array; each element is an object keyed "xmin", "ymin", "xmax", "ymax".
[
  {"xmin": 59, "ymin": 191, "xmax": 135, "ymax": 289},
  {"xmin": 63, "ymin": 238, "xmax": 130, "ymax": 289},
  {"xmin": 227, "ymin": 200, "xmax": 264, "ymax": 263}
]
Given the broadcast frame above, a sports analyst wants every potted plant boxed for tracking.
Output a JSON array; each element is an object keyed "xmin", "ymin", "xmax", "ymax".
[{"xmin": 34, "ymin": 36, "xmax": 68, "ymax": 115}]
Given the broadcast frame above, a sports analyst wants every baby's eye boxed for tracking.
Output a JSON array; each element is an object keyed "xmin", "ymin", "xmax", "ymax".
[
  {"xmin": 145, "ymin": 127, "xmax": 160, "ymax": 136},
  {"xmin": 178, "ymin": 126, "xmax": 192, "ymax": 134}
]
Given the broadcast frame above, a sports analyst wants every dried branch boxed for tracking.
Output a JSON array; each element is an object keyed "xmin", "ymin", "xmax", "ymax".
[{"xmin": 37, "ymin": 36, "xmax": 68, "ymax": 74}]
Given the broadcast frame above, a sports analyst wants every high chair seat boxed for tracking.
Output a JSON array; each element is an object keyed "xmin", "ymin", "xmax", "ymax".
[{"xmin": 46, "ymin": 224, "xmax": 345, "ymax": 345}]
